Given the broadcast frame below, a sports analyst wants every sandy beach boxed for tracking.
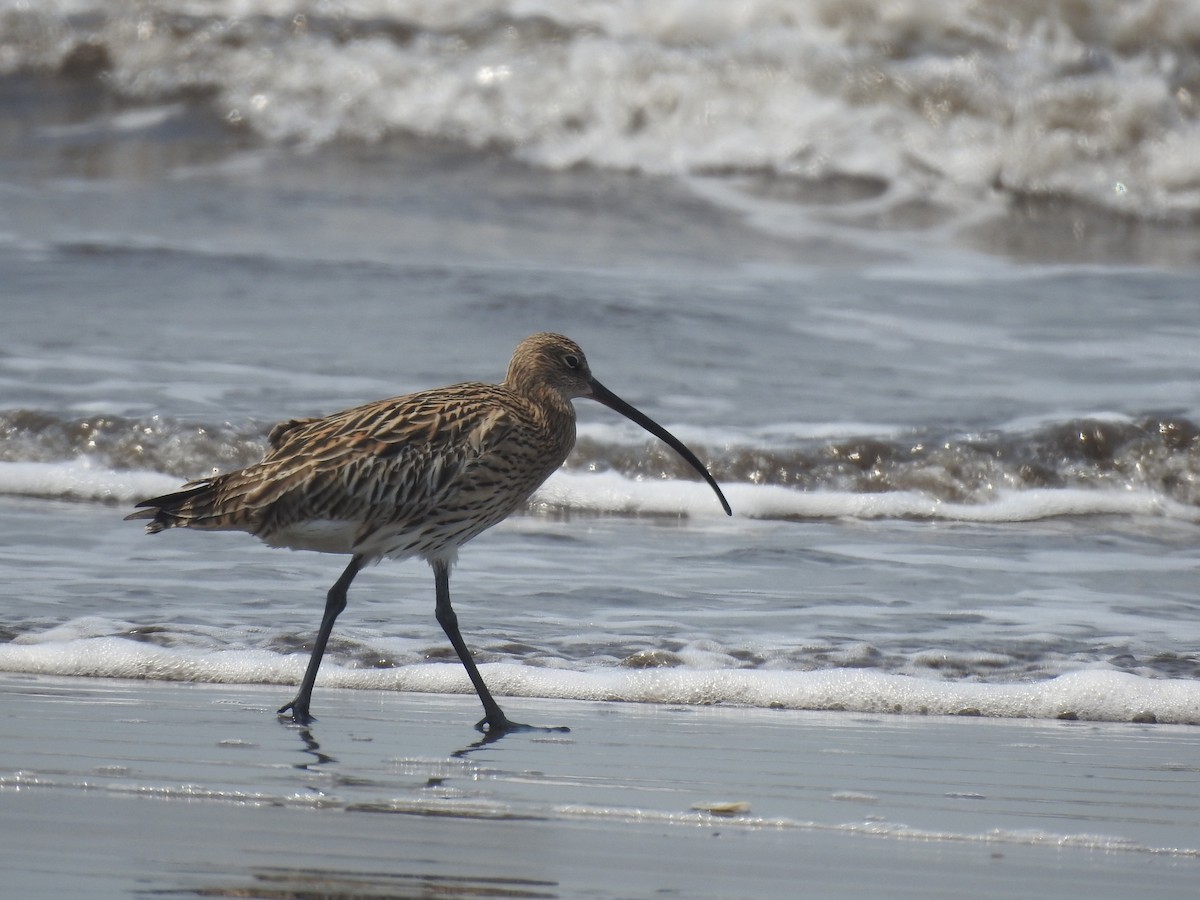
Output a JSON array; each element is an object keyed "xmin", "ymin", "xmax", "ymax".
[{"xmin": 3, "ymin": 672, "xmax": 1198, "ymax": 898}]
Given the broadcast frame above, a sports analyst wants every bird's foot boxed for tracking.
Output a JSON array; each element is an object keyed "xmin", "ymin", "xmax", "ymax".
[
  {"xmin": 475, "ymin": 713, "xmax": 570, "ymax": 737},
  {"xmin": 277, "ymin": 699, "xmax": 316, "ymax": 726}
]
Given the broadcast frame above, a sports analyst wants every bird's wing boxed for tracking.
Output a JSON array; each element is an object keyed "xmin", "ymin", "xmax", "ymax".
[
  {"xmin": 267, "ymin": 417, "xmax": 321, "ymax": 449},
  {"xmin": 217, "ymin": 384, "xmax": 526, "ymax": 538}
]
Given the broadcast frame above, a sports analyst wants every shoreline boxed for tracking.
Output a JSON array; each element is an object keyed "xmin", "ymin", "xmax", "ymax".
[{"xmin": 4, "ymin": 673, "xmax": 1199, "ymax": 898}]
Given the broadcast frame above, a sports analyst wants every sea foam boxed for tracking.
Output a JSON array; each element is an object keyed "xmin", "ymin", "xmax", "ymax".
[
  {"xmin": 2, "ymin": 458, "xmax": 1197, "ymax": 525},
  {"xmin": 1, "ymin": 632, "xmax": 1194, "ymax": 725},
  {"xmin": 536, "ymin": 470, "xmax": 1200, "ymax": 524},
  {"xmin": 0, "ymin": 461, "xmax": 178, "ymax": 504}
]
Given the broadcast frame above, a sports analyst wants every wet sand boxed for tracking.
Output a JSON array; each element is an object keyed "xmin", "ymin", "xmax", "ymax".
[{"xmin": 3, "ymin": 673, "xmax": 1198, "ymax": 898}]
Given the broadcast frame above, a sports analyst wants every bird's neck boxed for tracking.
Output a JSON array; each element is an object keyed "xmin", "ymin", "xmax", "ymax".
[{"xmin": 506, "ymin": 380, "xmax": 577, "ymax": 449}]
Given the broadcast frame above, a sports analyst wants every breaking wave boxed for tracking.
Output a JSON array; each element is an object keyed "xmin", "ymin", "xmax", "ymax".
[{"xmin": 4, "ymin": 0, "xmax": 1200, "ymax": 234}]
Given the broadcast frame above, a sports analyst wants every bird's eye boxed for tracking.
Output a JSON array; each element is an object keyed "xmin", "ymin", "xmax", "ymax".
[{"xmin": 563, "ymin": 354, "xmax": 581, "ymax": 370}]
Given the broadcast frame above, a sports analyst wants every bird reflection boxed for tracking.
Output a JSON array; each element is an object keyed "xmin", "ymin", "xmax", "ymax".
[
  {"xmin": 291, "ymin": 726, "xmax": 337, "ymax": 770},
  {"xmin": 451, "ymin": 721, "xmax": 570, "ymax": 759}
]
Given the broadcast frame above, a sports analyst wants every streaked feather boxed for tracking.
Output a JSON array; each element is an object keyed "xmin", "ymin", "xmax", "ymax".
[{"xmin": 128, "ymin": 353, "xmax": 577, "ymax": 561}]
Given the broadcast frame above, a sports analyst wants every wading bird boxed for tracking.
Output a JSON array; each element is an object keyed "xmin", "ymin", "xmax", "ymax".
[{"xmin": 127, "ymin": 333, "xmax": 731, "ymax": 734}]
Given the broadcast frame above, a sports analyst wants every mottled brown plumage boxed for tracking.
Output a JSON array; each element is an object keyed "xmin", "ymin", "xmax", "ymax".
[{"xmin": 127, "ymin": 333, "xmax": 730, "ymax": 735}]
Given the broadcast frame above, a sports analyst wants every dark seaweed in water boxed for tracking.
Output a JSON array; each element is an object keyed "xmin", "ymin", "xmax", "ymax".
[
  {"xmin": 3, "ymin": 408, "xmax": 1200, "ymax": 507},
  {"xmin": 597, "ymin": 413, "xmax": 1200, "ymax": 505}
]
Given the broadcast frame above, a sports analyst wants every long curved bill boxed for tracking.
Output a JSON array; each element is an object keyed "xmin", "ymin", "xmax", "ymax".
[{"xmin": 589, "ymin": 378, "xmax": 732, "ymax": 516}]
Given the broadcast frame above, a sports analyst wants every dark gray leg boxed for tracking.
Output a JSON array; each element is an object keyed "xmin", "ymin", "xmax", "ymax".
[
  {"xmin": 278, "ymin": 554, "xmax": 365, "ymax": 724},
  {"xmin": 431, "ymin": 558, "xmax": 519, "ymax": 734}
]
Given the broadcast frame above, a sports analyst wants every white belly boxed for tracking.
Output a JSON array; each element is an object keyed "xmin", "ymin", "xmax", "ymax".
[{"xmin": 263, "ymin": 519, "xmax": 360, "ymax": 555}]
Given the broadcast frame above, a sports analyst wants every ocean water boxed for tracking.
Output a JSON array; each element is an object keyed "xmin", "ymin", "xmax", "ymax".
[{"xmin": 2, "ymin": 0, "xmax": 1200, "ymax": 728}]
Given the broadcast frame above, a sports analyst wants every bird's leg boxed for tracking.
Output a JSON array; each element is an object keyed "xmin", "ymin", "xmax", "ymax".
[
  {"xmin": 278, "ymin": 554, "xmax": 364, "ymax": 725},
  {"xmin": 431, "ymin": 562, "xmax": 572, "ymax": 737},
  {"xmin": 431, "ymin": 558, "xmax": 524, "ymax": 734}
]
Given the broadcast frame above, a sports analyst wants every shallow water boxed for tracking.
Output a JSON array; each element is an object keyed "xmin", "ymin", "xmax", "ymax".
[
  {"xmin": 3, "ymin": 489, "xmax": 1199, "ymax": 723},
  {"xmin": 2, "ymin": 1, "xmax": 1199, "ymax": 727}
]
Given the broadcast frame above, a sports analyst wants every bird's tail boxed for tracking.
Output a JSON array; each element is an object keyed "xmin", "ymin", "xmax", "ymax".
[{"xmin": 124, "ymin": 479, "xmax": 229, "ymax": 533}]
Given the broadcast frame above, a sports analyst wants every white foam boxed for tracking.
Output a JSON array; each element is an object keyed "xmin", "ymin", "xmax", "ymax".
[
  {"xmin": 0, "ymin": 637, "xmax": 301, "ymax": 685},
  {"xmin": 0, "ymin": 461, "xmax": 179, "ymax": 503},
  {"xmin": 534, "ymin": 471, "xmax": 1200, "ymax": 524},
  {"xmin": 446, "ymin": 666, "xmax": 1200, "ymax": 725},
  {"xmin": 532, "ymin": 469, "xmax": 733, "ymax": 518},
  {"xmin": 3, "ymin": 459, "xmax": 1195, "ymax": 526},
  {"xmin": 1, "ymin": 633, "xmax": 1194, "ymax": 725}
]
